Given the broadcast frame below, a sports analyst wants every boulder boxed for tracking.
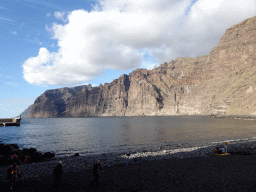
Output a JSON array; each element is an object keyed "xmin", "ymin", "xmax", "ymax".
[
  {"xmin": 0, "ymin": 155, "xmax": 8, "ymax": 165},
  {"xmin": 28, "ymin": 148, "xmax": 37, "ymax": 154},
  {"xmin": 0, "ymin": 144, "xmax": 20, "ymax": 160},
  {"xmin": 30, "ymin": 152, "xmax": 44, "ymax": 162},
  {"xmin": 43, "ymin": 152, "xmax": 55, "ymax": 158},
  {"xmin": 0, "ymin": 144, "xmax": 50, "ymax": 165},
  {"xmin": 22, "ymin": 148, "xmax": 30, "ymax": 154}
]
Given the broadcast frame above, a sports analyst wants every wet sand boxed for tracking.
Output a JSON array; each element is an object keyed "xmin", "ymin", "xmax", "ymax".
[{"xmin": 1, "ymin": 146, "xmax": 256, "ymax": 192}]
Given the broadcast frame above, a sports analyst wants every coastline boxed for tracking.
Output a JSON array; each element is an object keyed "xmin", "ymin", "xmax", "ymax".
[
  {"xmin": 208, "ymin": 114, "xmax": 256, "ymax": 120},
  {"xmin": 1, "ymin": 140, "xmax": 256, "ymax": 191}
]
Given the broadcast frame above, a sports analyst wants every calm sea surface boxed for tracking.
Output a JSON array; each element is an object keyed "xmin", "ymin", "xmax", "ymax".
[{"xmin": 1, "ymin": 116, "xmax": 256, "ymax": 157}]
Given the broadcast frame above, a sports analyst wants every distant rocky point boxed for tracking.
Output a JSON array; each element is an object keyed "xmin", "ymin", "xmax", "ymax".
[{"xmin": 22, "ymin": 16, "xmax": 256, "ymax": 118}]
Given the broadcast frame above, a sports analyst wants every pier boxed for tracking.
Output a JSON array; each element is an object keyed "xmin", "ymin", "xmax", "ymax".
[{"xmin": 0, "ymin": 115, "xmax": 21, "ymax": 126}]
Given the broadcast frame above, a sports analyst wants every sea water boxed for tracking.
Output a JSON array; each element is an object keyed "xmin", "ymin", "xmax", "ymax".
[{"xmin": 1, "ymin": 116, "xmax": 256, "ymax": 157}]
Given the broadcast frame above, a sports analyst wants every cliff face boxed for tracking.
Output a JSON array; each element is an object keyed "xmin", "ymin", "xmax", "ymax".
[
  {"xmin": 21, "ymin": 105, "xmax": 33, "ymax": 118},
  {"xmin": 25, "ymin": 16, "xmax": 256, "ymax": 118}
]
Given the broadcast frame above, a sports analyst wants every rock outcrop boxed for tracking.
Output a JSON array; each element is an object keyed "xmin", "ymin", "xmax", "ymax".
[
  {"xmin": 0, "ymin": 143, "xmax": 55, "ymax": 165},
  {"xmin": 22, "ymin": 16, "xmax": 256, "ymax": 118}
]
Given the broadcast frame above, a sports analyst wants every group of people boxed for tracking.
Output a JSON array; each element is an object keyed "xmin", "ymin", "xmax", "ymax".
[
  {"xmin": 7, "ymin": 147, "xmax": 232, "ymax": 189},
  {"xmin": 10, "ymin": 152, "xmax": 31, "ymax": 164},
  {"xmin": 53, "ymin": 160, "xmax": 104, "ymax": 188},
  {"xmin": 7, "ymin": 159, "xmax": 105, "ymax": 190},
  {"xmin": 7, "ymin": 163, "xmax": 21, "ymax": 190},
  {"xmin": 7, "ymin": 153, "xmax": 27, "ymax": 190}
]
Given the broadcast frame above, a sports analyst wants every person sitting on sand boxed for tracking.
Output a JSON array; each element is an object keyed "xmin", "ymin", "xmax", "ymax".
[
  {"xmin": 215, "ymin": 147, "xmax": 223, "ymax": 154},
  {"xmin": 90, "ymin": 160, "xmax": 105, "ymax": 187},
  {"xmin": 220, "ymin": 146, "xmax": 225, "ymax": 154}
]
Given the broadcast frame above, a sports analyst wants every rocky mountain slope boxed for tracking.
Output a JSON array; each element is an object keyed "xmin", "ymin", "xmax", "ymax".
[{"xmin": 22, "ymin": 16, "xmax": 256, "ymax": 118}]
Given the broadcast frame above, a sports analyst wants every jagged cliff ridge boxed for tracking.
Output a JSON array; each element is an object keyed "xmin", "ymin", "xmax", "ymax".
[{"xmin": 23, "ymin": 16, "xmax": 256, "ymax": 118}]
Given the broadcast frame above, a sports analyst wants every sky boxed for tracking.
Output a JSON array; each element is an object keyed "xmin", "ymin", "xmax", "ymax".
[{"xmin": 0, "ymin": 0, "xmax": 255, "ymax": 118}]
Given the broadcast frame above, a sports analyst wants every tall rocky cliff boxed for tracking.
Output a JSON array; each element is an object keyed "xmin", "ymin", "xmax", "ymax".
[{"xmin": 23, "ymin": 16, "xmax": 256, "ymax": 118}]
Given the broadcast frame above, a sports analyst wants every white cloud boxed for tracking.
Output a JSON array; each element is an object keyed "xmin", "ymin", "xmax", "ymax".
[
  {"xmin": 147, "ymin": 63, "xmax": 159, "ymax": 70},
  {"xmin": 23, "ymin": 0, "xmax": 256, "ymax": 86},
  {"xmin": 54, "ymin": 11, "xmax": 68, "ymax": 22},
  {"xmin": 11, "ymin": 31, "xmax": 17, "ymax": 35},
  {"xmin": 46, "ymin": 13, "xmax": 51, "ymax": 17},
  {"xmin": 23, "ymin": 47, "xmax": 103, "ymax": 85},
  {"xmin": 0, "ymin": 16, "xmax": 14, "ymax": 22},
  {"xmin": 50, "ymin": 43, "xmax": 54, "ymax": 47}
]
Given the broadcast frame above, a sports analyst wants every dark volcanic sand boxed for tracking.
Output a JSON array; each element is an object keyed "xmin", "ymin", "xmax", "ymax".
[{"xmin": 1, "ymin": 149, "xmax": 256, "ymax": 192}]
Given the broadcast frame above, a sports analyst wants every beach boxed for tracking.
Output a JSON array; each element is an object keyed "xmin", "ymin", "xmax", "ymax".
[{"xmin": 1, "ymin": 141, "xmax": 256, "ymax": 192}]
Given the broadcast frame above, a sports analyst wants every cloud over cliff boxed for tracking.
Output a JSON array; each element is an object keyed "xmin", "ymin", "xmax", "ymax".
[{"xmin": 22, "ymin": 0, "xmax": 256, "ymax": 86}]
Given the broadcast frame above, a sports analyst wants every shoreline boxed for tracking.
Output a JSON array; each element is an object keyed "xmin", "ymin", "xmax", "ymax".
[
  {"xmin": 1, "ymin": 139, "xmax": 256, "ymax": 177},
  {"xmin": 22, "ymin": 114, "xmax": 256, "ymax": 119},
  {"xmin": 208, "ymin": 114, "xmax": 256, "ymax": 120},
  {"xmin": 1, "ymin": 140, "xmax": 256, "ymax": 191},
  {"xmin": 2, "ymin": 138, "xmax": 256, "ymax": 166}
]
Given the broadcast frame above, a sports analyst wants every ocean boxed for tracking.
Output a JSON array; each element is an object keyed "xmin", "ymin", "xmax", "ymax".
[{"xmin": 1, "ymin": 116, "xmax": 256, "ymax": 157}]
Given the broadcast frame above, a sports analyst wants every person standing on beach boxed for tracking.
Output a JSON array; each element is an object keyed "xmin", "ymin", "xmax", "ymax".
[
  {"xmin": 126, "ymin": 151, "xmax": 130, "ymax": 166},
  {"xmin": 8, "ymin": 163, "xmax": 20, "ymax": 190},
  {"xmin": 10, "ymin": 153, "xmax": 18, "ymax": 164},
  {"xmin": 24, "ymin": 154, "xmax": 31, "ymax": 163},
  {"xmin": 90, "ymin": 160, "xmax": 105, "ymax": 187},
  {"xmin": 53, "ymin": 161, "xmax": 63, "ymax": 187}
]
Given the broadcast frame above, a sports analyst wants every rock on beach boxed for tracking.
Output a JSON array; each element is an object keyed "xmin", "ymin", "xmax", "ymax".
[{"xmin": 0, "ymin": 143, "xmax": 55, "ymax": 166}]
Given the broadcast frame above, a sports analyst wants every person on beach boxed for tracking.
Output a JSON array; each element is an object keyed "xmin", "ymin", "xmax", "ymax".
[
  {"xmin": 126, "ymin": 151, "xmax": 130, "ymax": 166},
  {"xmin": 53, "ymin": 161, "xmax": 63, "ymax": 187},
  {"xmin": 8, "ymin": 163, "xmax": 20, "ymax": 190},
  {"xmin": 10, "ymin": 153, "xmax": 18, "ymax": 164},
  {"xmin": 24, "ymin": 154, "xmax": 31, "ymax": 163},
  {"xmin": 90, "ymin": 160, "xmax": 105, "ymax": 187},
  {"xmin": 215, "ymin": 147, "xmax": 223, "ymax": 154},
  {"xmin": 220, "ymin": 146, "xmax": 225, "ymax": 154}
]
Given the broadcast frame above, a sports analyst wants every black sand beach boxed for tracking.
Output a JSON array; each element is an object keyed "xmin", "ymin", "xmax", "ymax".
[{"xmin": 1, "ymin": 142, "xmax": 256, "ymax": 192}]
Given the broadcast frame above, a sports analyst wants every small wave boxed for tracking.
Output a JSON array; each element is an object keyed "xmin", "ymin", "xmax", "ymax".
[{"xmin": 210, "ymin": 137, "xmax": 255, "ymax": 145}]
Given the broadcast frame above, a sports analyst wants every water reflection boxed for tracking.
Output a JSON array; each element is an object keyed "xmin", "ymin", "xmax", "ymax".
[{"xmin": 1, "ymin": 116, "xmax": 256, "ymax": 157}]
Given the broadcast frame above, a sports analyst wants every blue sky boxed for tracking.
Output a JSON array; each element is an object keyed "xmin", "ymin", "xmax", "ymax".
[{"xmin": 0, "ymin": 0, "xmax": 255, "ymax": 118}]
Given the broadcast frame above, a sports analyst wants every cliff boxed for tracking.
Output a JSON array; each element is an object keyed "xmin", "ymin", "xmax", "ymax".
[{"xmin": 23, "ymin": 16, "xmax": 256, "ymax": 118}]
